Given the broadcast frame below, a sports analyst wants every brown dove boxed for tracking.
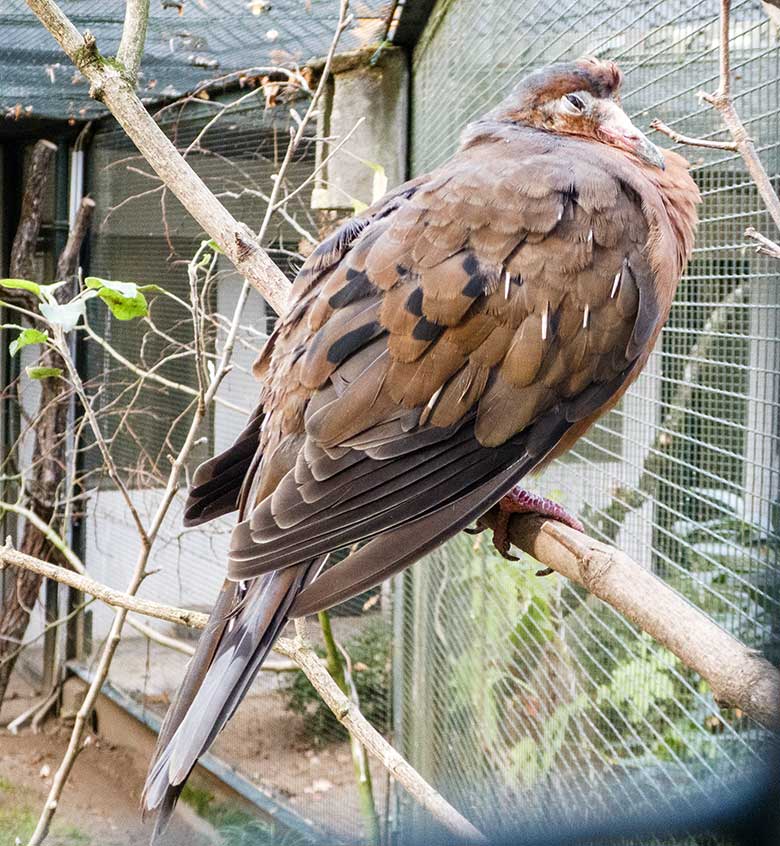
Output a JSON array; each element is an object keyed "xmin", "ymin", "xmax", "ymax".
[{"xmin": 143, "ymin": 58, "xmax": 699, "ymax": 833}]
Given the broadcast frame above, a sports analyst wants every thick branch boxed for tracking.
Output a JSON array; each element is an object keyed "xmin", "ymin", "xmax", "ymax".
[
  {"xmin": 26, "ymin": 0, "xmax": 291, "ymax": 314},
  {"xmin": 10, "ymin": 139, "xmax": 57, "ymax": 282},
  {"xmin": 56, "ymin": 197, "xmax": 95, "ymax": 279},
  {"xmin": 478, "ymin": 511, "xmax": 780, "ymax": 732},
  {"xmin": 116, "ymin": 0, "xmax": 149, "ymax": 86},
  {"xmin": 0, "ymin": 137, "xmax": 62, "ymax": 710}
]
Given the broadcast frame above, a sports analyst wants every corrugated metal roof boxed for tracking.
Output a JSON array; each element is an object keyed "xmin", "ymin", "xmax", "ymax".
[{"xmin": 1, "ymin": 0, "xmax": 393, "ymax": 121}]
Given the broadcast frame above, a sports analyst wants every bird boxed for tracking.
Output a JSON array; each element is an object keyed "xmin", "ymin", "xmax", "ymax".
[{"xmin": 142, "ymin": 57, "xmax": 699, "ymax": 835}]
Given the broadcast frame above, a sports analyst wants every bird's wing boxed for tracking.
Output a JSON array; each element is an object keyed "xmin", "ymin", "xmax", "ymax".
[
  {"xmin": 192, "ymin": 128, "xmax": 674, "ymax": 611},
  {"xmin": 182, "ymin": 403, "xmax": 265, "ymax": 527}
]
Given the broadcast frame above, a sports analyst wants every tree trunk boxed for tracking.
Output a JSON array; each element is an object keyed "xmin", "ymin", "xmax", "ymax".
[{"xmin": 0, "ymin": 149, "xmax": 93, "ymax": 710}]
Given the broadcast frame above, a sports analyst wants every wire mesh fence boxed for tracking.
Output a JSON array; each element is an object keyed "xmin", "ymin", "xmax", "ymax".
[{"xmin": 397, "ymin": 0, "xmax": 778, "ymax": 839}]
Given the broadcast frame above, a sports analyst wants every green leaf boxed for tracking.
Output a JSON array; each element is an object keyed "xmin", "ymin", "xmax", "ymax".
[
  {"xmin": 98, "ymin": 288, "xmax": 148, "ymax": 320},
  {"xmin": 40, "ymin": 299, "xmax": 86, "ymax": 332},
  {"xmin": 84, "ymin": 276, "xmax": 149, "ymax": 320},
  {"xmin": 26, "ymin": 365, "xmax": 63, "ymax": 380},
  {"xmin": 85, "ymin": 276, "xmax": 139, "ymax": 298},
  {"xmin": 0, "ymin": 278, "xmax": 41, "ymax": 297},
  {"xmin": 138, "ymin": 284, "xmax": 166, "ymax": 294},
  {"xmin": 202, "ymin": 238, "xmax": 224, "ymax": 255},
  {"xmin": 9, "ymin": 328, "xmax": 48, "ymax": 357}
]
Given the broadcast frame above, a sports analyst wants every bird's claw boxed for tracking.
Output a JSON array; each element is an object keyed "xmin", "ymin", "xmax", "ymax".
[
  {"xmin": 467, "ymin": 486, "xmax": 584, "ymax": 571},
  {"xmin": 465, "ymin": 512, "xmax": 520, "ymax": 560}
]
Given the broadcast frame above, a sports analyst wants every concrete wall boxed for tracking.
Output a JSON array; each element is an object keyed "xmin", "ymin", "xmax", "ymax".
[{"xmin": 313, "ymin": 46, "xmax": 408, "ymax": 211}]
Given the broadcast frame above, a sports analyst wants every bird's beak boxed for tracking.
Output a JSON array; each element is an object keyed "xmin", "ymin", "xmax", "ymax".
[{"xmin": 598, "ymin": 101, "xmax": 666, "ymax": 170}]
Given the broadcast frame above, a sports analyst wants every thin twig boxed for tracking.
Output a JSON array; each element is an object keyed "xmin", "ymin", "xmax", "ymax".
[
  {"xmin": 81, "ymin": 322, "xmax": 250, "ymax": 415},
  {"xmin": 54, "ymin": 329, "xmax": 150, "ymax": 546},
  {"xmin": 26, "ymin": 0, "xmax": 291, "ymax": 313},
  {"xmin": 276, "ymin": 633, "xmax": 487, "ymax": 844},
  {"xmin": 651, "ymin": 1, "xmax": 780, "ymax": 249},
  {"xmin": 0, "ymin": 501, "xmax": 84, "ymax": 574},
  {"xmin": 649, "ymin": 119, "xmax": 738, "ymax": 151},
  {"xmin": 745, "ymin": 226, "xmax": 780, "ymax": 259}
]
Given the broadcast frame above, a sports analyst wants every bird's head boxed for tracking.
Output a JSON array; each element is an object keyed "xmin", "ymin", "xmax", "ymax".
[{"xmin": 491, "ymin": 57, "xmax": 665, "ymax": 170}]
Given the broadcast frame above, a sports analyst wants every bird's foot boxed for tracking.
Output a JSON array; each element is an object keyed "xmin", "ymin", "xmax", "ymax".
[{"xmin": 472, "ymin": 487, "xmax": 584, "ymax": 574}]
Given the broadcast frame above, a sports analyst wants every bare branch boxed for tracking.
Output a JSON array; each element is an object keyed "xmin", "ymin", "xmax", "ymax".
[
  {"xmin": 116, "ymin": 0, "xmax": 149, "ymax": 86},
  {"xmin": 0, "ymin": 501, "xmax": 84, "ymax": 574},
  {"xmin": 10, "ymin": 140, "xmax": 57, "ymax": 283},
  {"xmin": 649, "ymin": 119, "xmax": 738, "ymax": 151},
  {"xmin": 275, "ymin": 634, "xmax": 487, "ymax": 844},
  {"xmin": 81, "ymin": 323, "xmax": 250, "ymax": 415},
  {"xmin": 0, "ymin": 545, "xmax": 208, "ymax": 630},
  {"xmin": 698, "ymin": 1, "xmax": 780, "ymax": 234},
  {"xmin": 55, "ymin": 332, "xmax": 150, "ymax": 546},
  {"xmin": 477, "ymin": 511, "xmax": 780, "ymax": 732},
  {"xmin": 1, "ymin": 544, "xmax": 484, "ymax": 841},
  {"xmin": 56, "ymin": 197, "xmax": 95, "ymax": 279},
  {"xmin": 745, "ymin": 226, "xmax": 780, "ymax": 260},
  {"xmin": 651, "ymin": 2, "xmax": 780, "ymax": 254}
]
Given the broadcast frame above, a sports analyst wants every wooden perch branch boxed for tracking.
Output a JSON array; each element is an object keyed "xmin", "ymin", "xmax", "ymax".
[
  {"xmin": 477, "ymin": 510, "xmax": 780, "ymax": 732},
  {"xmin": 4, "ymin": 507, "xmax": 779, "ymax": 735}
]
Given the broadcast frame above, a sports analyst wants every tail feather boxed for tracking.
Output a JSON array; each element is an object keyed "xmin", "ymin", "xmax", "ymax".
[{"xmin": 142, "ymin": 560, "xmax": 321, "ymax": 839}]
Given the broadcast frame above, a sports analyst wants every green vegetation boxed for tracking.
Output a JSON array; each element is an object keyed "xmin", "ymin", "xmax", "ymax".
[
  {"xmin": 0, "ymin": 778, "xmax": 90, "ymax": 845},
  {"xmin": 415, "ymin": 531, "xmax": 740, "ymax": 799},
  {"xmin": 180, "ymin": 784, "xmax": 310, "ymax": 846}
]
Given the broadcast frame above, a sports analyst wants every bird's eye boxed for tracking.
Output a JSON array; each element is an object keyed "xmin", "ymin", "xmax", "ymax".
[{"xmin": 564, "ymin": 93, "xmax": 586, "ymax": 112}]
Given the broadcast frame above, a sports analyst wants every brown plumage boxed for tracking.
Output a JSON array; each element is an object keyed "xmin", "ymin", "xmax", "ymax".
[{"xmin": 143, "ymin": 58, "xmax": 699, "ymax": 833}]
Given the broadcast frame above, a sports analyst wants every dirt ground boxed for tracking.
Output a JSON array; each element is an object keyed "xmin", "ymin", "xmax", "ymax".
[
  {"xmin": 0, "ymin": 675, "xmax": 213, "ymax": 846},
  {"xmin": 4, "ymin": 612, "xmax": 391, "ymax": 844}
]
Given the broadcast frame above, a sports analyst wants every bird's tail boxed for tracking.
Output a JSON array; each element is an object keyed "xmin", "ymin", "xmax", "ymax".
[{"xmin": 142, "ymin": 561, "xmax": 319, "ymax": 839}]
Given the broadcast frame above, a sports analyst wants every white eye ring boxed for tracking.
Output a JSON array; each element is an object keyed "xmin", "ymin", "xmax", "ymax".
[{"xmin": 562, "ymin": 93, "xmax": 587, "ymax": 114}]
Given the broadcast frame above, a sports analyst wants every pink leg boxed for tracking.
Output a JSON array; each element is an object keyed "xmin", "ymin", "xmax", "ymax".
[
  {"xmin": 486, "ymin": 486, "xmax": 584, "ymax": 574},
  {"xmin": 498, "ymin": 486, "xmax": 584, "ymax": 532}
]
